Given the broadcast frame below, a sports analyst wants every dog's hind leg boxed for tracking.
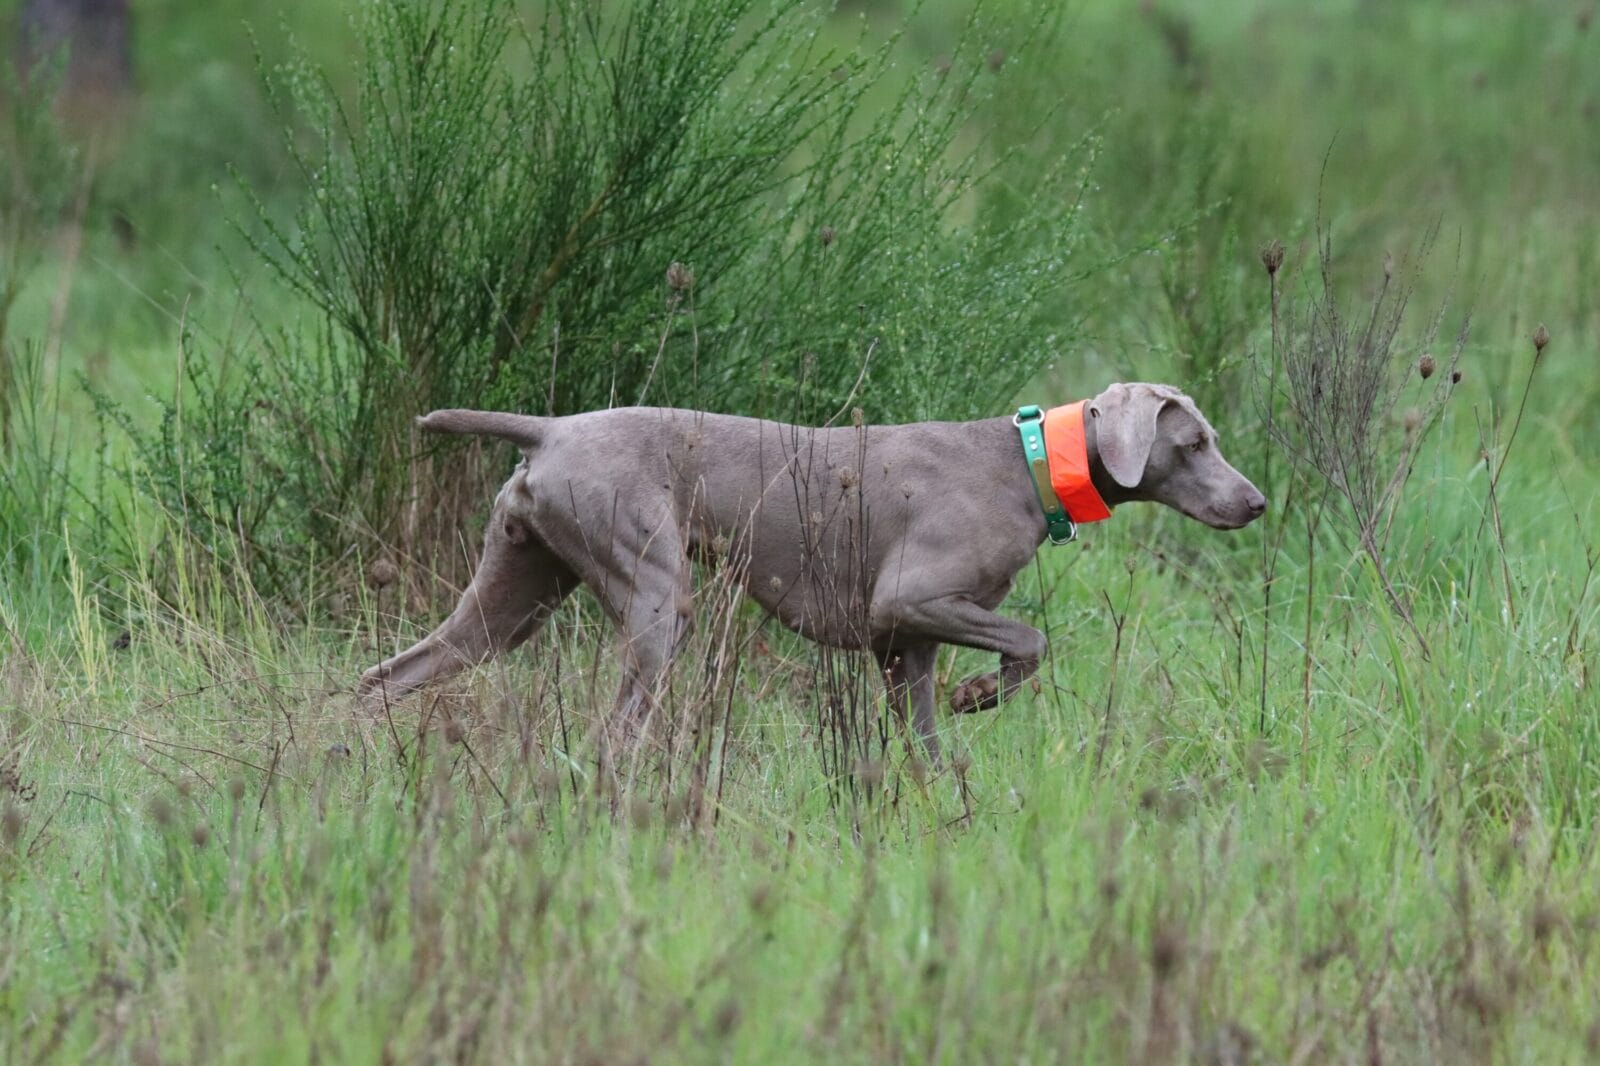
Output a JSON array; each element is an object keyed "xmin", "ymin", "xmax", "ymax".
[
  {"xmin": 877, "ymin": 643, "xmax": 941, "ymax": 764},
  {"xmin": 359, "ymin": 509, "xmax": 576, "ymax": 703}
]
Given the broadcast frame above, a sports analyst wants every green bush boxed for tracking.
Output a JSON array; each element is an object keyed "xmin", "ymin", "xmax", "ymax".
[{"xmin": 113, "ymin": 0, "xmax": 1090, "ymax": 597}]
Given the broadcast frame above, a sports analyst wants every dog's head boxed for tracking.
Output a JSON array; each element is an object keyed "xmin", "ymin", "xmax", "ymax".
[{"xmin": 1087, "ymin": 382, "xmax": 1266, "ymax": 530}]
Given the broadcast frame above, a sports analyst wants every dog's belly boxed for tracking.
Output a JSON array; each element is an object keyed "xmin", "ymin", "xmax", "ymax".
[
  {"xmin": 741, "ymin": 559, "xmax": 880, "ymax": 649},
  {"xmin": 691, "ymin": 516, "xmax": 886, "ymax": 650}
]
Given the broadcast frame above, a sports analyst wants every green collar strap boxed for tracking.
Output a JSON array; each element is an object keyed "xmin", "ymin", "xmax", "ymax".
[{"xmin": 1013, "ymin": 404, "xmax": 1077, "ymax": 545}]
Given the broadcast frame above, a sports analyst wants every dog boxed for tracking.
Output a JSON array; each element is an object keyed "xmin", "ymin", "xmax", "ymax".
[{"xmin": 360, "ymin": 382, "xmax": 1265, "ymax": 762}]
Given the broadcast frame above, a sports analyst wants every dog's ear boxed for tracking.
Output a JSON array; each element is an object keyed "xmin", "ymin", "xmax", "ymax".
[{"xmin": 1089, "ymin": 383, "xmax": 1169, "ymax": 488}]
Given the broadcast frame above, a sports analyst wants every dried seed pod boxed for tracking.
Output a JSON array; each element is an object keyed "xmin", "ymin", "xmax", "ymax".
[
  {"xmin": 1418, "ymin": 354, "xmax": 1436, "ymax": 379},
  {"xmin": 820, "ymin": 225, "xmax": 835, "ymax": 247},
  {"xmin": 367, "ymin": 557, "xmax": 399, "ymax": 589},
  {"xmin": 713, "ymin": 999, "xmax": 742, "ymax": 1037},
  {"xmin": 1451, "ymin": 369, "xmax": 1463, "ymax": 384},
  {"xmin": 1151, "ymin": 922, "xmax": 1184, "ymax": 978},
  {"xmin": 749, "ymin": 881, "xmax": 774, "ymax": 917},
  {"xmin": 666, "ymin": 261, "xmax": 694, "ymax": 293},
  {"xmin": 1, "ymin": 803, "xmax": 22, "ymax": 846},
  {"xmin": 1533, "ymin": 323, "xmax": 1550, "ymax": 354},
  {"xmin": 1260, "ymin": 239, "xmax": 1284, "ymax": 275},
  {"xmin": 149, "ymin": 795, "xmax": 176, "ymax": 828}
]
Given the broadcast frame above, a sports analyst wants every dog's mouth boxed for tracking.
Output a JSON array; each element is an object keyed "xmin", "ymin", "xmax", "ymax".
[{"xmin": 1187, "ymin": 499, "xmax": 1267, "ymax": 530}]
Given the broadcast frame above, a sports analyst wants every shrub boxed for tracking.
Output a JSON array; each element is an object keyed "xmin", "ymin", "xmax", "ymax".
[
  {"xmin": 1263, "ymin": 227, "xmax": 1469, "ymax": 647},
  {"xmin": 112, "ymin": 0, "xmax": 1092, "ymax": 598}
]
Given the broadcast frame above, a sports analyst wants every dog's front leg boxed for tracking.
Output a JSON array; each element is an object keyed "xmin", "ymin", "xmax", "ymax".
[
  {"xmin": 594, "ymin": 534, "xmax": 694, "ymax": 776},
  {"xmin": 874, "ymin": 592, "xmax": 1045, "ymax": 714}
]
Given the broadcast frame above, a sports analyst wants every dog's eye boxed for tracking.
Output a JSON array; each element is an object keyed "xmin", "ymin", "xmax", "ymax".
[{"xmin": 1190, "ymin": 439, "xmax": 1206, "ymax": 453}]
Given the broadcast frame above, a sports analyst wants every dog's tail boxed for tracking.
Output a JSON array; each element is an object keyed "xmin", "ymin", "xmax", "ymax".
[{"xmin": 417, "ymin": 409, "xmax": 546, "ymax": 449}]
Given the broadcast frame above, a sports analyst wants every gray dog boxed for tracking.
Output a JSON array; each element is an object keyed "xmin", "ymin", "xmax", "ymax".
[{"xmin": 360, "ymin": 382, "xmax": 1265, "ymax": 760}]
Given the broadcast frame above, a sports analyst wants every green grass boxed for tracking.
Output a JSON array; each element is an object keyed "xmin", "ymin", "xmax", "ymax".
[
  {"xmin": 5, "ymin": 482, "xmax": 1598, "ymax": 1060},
  {"xmin": 5, "ymin": 0, "xmax": 1600, "ymax": 1061}
]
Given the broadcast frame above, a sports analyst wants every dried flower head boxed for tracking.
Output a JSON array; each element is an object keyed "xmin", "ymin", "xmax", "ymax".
[
  {"xmin": 1418, "ymin": 354, "xmax": 1436, "ymax": 379},
  {"xmin": 191, "ymin": 824, "xmax": 211, "ymax": 849},
  {"xmin": 367, "ymin": 557, "xmax": 399, "ymax": 589},
  {"xmin": 1402, "ymin": 407, "xmax": 1423, "ymax": 434},
  {"xmin": 851, "ymin": 406, "xmax": 864, "ymax": 428},
  {"xmin": 666, "ymin": 261, "xmax": 694, "ymax": 293},
  {"xmin": 820, "ymin": 225, "xmax": 835, "ymax": 247},
  {"xmin": 1151, "ymin": 922, "xmax": 1184, "ymax": 978},
  {"xmin": 1383, "ymin": 251, "xmax": 1395, "ymax": 280},
  {"xmin": 1, "ymin": 803, "xmax": 22, "ymax": 847},
  {"xmin": 1530, "ymin": 895, "xmax": 1561, "ymax": 943},
  {"xmin": 1533, "ymin": 323, "xmax": 1550, "ymax": 355},
  {"xmin": 713, "ymin": 999, "xmax": 742, "ymax": 1037},
  {"xmin": 228, "ymin": 777, "xmax": 247, "ymax": 802},
  {"xmin": 1451, "ymin": 369, "xmax": 1463, "ymax": 384},
  {"xmin": 1260, "ymin": 239, "xmax": 1284, "ymax": 276},
  {"xmin": 149, "ymin": 795, "xmax": 176, "ymax": 829},
  {"xmin": 749, "ymin": 881, "xmax": 774, "ymax": 917}
]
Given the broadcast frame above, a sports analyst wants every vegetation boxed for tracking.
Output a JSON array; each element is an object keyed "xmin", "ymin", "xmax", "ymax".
[{"xmin": 2, "ymin": 0, "xmax": 1598, "ymax": 1060}]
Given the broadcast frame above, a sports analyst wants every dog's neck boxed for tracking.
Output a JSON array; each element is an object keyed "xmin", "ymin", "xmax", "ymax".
[{"xmin": 1081, "ymin": 413, "xmax": 1140, "ymax": 508}]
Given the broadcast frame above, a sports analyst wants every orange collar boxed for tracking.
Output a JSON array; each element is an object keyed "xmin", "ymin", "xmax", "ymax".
[{"xmin": 1043, "ymin": 401, "xmax": 1112, "ymax": 523}]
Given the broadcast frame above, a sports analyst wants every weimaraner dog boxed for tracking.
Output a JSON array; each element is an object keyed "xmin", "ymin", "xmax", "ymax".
[{"xmin": 360, "ymin": 382, "xmax": 1265, "ymax": 760}]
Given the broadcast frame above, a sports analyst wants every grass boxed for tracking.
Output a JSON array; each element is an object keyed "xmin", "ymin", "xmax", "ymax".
[
  {"xmin": 5, "ymin": 484, "xmax": 1598, "ymax": 1061},
  {"xmin": 5, "ymin": 0, "xmax": 1600, "ymax": 1061}
]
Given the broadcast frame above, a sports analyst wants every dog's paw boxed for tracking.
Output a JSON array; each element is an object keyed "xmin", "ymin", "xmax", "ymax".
[{"xmin": 949, "ymin": 674, "xmax": 1001, "ymax": 713}]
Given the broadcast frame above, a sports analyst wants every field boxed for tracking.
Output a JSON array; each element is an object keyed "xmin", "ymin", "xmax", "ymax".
[{"xmin": 3, "ymin": 0, "xmax": 1599, "ymax": 1061}]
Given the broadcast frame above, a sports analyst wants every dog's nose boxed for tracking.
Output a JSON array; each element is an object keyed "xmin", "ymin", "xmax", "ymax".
[{"xmin": 1246, "ymin": 490, "xmax": 1267, "ymax": 516}]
